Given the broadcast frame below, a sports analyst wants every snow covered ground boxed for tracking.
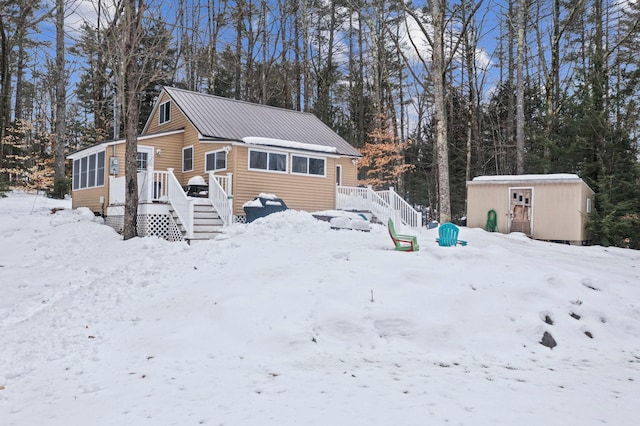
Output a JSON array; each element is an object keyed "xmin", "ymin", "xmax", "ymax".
[{"xmin": 1, "ymin": 191, "xmax": 639, "ymax": 425}]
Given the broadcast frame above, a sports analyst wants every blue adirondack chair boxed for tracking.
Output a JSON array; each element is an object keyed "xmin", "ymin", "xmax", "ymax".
[
  {"xmin": 436, "ymin": 222, "xmax": 468, "ymax": 247},
  {"xmin": 388, "ymin": 218, "xmax": 419, "ymax": 252}
]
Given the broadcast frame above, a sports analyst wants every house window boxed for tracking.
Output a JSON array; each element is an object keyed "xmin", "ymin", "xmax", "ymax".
[
  {"xmin": 205, "ymin": 149, "xmax": 227, "ymax": 172},
  {"xmin": 88, "ymin": 154, "xmax": 96, "ymax": 187},
  {"xmin": 159, "ymin": 101, "xmax": 171, "ymax": 124},
  {"xmin": 96, "ymin": 151, "xmax": 105, "ymax": 186},
  {"xmin": 249, "ymin": 149, "xmax": 287, "ymax": 173},
  {"xmin": 137, "ymin": 152, "xmax": 149, "ymax": 171},
  {"xmin": 291, "ymin": 155, "xmax": 325, "ymax": 176},
  {"xmin": 183, "ymin": 146, "xmax": 193, "ymax": 172},
  {"xmin": 72, "ymin": 150, "xmax": 106, "ymax": 190},
  {"xmin": 80, "ymin": 157, "xmax": 88, "ymax": 188},
  {"xmin": 586, "ymin": 198, "xmax": 592, "ymax": 213}
]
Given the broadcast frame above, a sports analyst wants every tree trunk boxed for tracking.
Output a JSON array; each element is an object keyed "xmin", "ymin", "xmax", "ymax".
[
  {"xmin": 53, "ymin": 0, "xmax": 67, "ymax": 198},
  {"xmin": 432, "ymin": 0, "xmax": 451, "ymax": 223},
  {"xmin": 122, "ymin": 0, "xmax": 142, "ymax": 240},
  {"xmin": 515, "ymin": 0, "xmax": 526, "ymax": 174}
]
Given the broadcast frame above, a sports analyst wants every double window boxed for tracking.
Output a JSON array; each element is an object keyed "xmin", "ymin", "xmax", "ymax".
[
  {"xmin": 291, "ymin": 155, "xmax": 325, "ymax": 176},
  {"xmin": 248, "ymin": 149, "xmax": 327, "ymax": 177},
  {"xmin": 159, "ymin": 101, "xmax": 171, "ymax": 124},
  {"xmin": 73, "ymin": 151, "xmax": 105, "ymax": 190},
  {"xmin": 205, "ymin": 149, "xmax": 227, "ymax": 172},
  {"xmin": 249, "ymin": 149, "xmax": 287, "ymax": 173}
]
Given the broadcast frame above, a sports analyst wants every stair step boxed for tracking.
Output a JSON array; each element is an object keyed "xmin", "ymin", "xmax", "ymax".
[
  {"xmin": 169, "ymin": 202, "xmax": 224, "ymax": 241},
  {"xmin": 193, "ymin": 224, "xmax": 223, "ymax": 233}
]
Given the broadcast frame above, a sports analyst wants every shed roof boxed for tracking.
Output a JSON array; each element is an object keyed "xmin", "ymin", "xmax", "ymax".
[
  {"xmin": 469, "ymin": 174, "xmax": 583, "ymax": 184},
  {"xmin": 156, "ymin": 87, "xmax": 361, "ymax": 157}
]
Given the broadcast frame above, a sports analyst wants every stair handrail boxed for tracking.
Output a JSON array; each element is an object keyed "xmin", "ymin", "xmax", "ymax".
[
  {"xmin": 375, "ymin": 187, "xmax": 422, "ymax": 229},
  {"xmin": 208, "ymin": 172, "xmax": 233, "ymax": 225},
  {"xmin": 166, "ymin": 168, "xmax": 194, "ymax": 239},
  {"xmin": 336, "ymin": 185, "xmax": 398, "ymax": 226},
  {"xmin": 336, "ymin": 185, "xmax": 421, "ymax": 231}
]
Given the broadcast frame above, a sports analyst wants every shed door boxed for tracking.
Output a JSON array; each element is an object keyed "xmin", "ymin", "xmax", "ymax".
[{"xmin": 509, "ymin": 187, "xmax": 532, "ymax": 236}]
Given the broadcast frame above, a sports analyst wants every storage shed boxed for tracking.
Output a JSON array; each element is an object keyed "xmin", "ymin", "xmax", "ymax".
[{"xmin": 466, "ymin": 174, "xmax": 595, "ymax": 244}]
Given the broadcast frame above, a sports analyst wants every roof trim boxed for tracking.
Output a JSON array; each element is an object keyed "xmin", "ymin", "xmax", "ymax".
[{"xmin": 67, "ymin": 129, "xmax": 185, "ymax": 159}]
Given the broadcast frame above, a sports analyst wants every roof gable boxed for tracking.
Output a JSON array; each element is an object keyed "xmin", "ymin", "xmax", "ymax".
[{"xmin": 159, "ymin": 87, "xmax": 360, "ymax": 157}]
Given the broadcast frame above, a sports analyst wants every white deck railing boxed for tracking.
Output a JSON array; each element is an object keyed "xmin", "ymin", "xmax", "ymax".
[
  {"xmin": 336, "ymin": 185, "xmax": 422, "ymax": 231},
  {"xmin": 109, "ymin": 170, "xmax": 169, "ymax": 205},
  {"xmin": 109, "ymin": 169, "xmax": 234, "ymax": 237},
  {"xmin": 166, "ymin": 168, "xmax": 195, "ymax": 239},
  {"xmin": 376, "ymin": 187, "xmax": 422, "ymax": 229},
  {"xmin": 208, "ymin": 172, "xmax": 233, "ymax": 225}
]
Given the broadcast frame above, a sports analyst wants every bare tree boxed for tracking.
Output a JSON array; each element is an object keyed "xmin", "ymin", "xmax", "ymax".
[
  {"xmin": 515, "ymin": 0, "xmax": 526, "ymax": 174},
  {"xmin": 99, "ymin": 0, "xmax": 175, "ymax": 239},
  {"xmin": 402, "ymin": 1, "xmax": 482, "ymax": 223}
]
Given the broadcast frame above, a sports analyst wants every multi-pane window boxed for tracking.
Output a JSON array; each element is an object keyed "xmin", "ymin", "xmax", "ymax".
[
  {"xmin": 183, "ymin": 146, "xmax": 193, "ymax": 172},
  {"xmin": 205, "ymin": 150, "xmax": 227, "ymax": 172},
  {"xmin": 291, "ymin": 155, "xmax": 325, "ymax": 176},
  {"xmin": 159, "ymin": 101, "xmax": 171, "ymax": 124},
  {"xmin": 72, "ymin": 150, "xmax": 106, "ymax": 190},
  {"xmin": 249, "ymin": 149, "xmax": 287, "ymax": 173},
  {"xmin": 137, "ymin": 152, "xmax": 149, "ymax": 171}
]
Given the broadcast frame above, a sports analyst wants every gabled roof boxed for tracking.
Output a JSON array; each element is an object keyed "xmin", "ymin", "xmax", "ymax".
[{"xmin": 156, "ymin": 87, "xmax": 361, "ymax": 157}]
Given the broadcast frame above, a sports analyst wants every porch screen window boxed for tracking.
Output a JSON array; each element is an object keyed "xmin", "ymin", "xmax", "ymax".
[
  {"xmin": 205, "ymin": 150, "xmax": 227, "ymax": 172},
  {"xmin": 249, "ymin": 150, "xmax": 287, "ymax": 173},
  {"xmin": 88, "ymin": 154, "xmax": 97, "ymax": 187},
  {"xmin": 72, "ymin": 150, "xmax": 106, "ymax": 190},
  {"xmin": 183, "ymin": 146, "xmax": 193, "ymax": 172},
  {"xmin": 159, "ymin": 101, "xmax": 171, "ymax": 124},
  {"xmin": 291, "ymin": 155, "xmax": 325, "ymax": 176},
  {"xmin": 96, "ymin": 152, "xmax": 105, "ymax": 186},
  {"xmin": 80, "ymin": 157, "xmax": 88, "ymax": 188}
]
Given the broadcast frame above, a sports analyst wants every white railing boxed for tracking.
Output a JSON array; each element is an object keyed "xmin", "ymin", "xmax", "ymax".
[
  {"xmin": 109, "ymin": 170, "xmax": 169, "ymax": 204},
  {"xmin": 336, "ymin": 186, "xmax": 398, "ymax": 226},
  {"xmin": 376, "ymin": 187, "xmax": 422, "ymax": 229},
  {"xmin": 336, "ymin": 185, "xmax": 422, "ymax": 231},
  {"xmin": 166, "ymin": 168, "xmax": 195, "ymax": 239},
  {"xmin": 208, "ymin": 172, "xmax": 233, "ymax": 225}
]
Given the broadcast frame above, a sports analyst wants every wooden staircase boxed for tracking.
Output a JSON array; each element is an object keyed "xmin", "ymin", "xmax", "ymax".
[{"xmin": 170, "ymin": 201, "xmax": 224, "ymax": 243}]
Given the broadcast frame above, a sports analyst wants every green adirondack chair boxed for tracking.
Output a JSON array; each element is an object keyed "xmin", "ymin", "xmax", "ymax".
[
  {"xmin": 436, "ymin": 222, "xmax": 468, "ymax": 247},
  {"xmin": 388, "ymin": 218, "xmax": 419, "ymax": 252}
]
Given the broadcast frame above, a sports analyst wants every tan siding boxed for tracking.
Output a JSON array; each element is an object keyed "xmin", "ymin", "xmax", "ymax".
[
  {"xmin": 466, "ymin": 184, "xmax": 509, "ymax": 233},
  {"xmin": 148, "ymin": 133, "xmax": 185, "ymax": 174},
  {"xmin": 229, "ymin": 146, "xmax": 351, "ymax": 215},
  {"xmin": 71, "ymin": 186, "xmax": 107, "ymax": 213},
  {"xmin": 144, "ymin": 93, "xmax": 190, "ymax": 135},
  {"xmin": 532, "ymin": 183, "xmax": 581, "ymax": 241},
  {"xmin": 336, "ymin": 157, "xmax": 358, "ymax": 186},
  {"xmin": 467, "ymin": 180, "xmax": 593, "ymax": 242}
]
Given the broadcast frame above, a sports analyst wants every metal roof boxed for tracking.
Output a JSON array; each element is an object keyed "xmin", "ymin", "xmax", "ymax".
[{"xmin": 163, "ymin": 87, "xmax": 361, "ymax": 157}]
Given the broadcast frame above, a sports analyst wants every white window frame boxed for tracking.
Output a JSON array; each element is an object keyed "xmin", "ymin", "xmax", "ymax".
[
  {"xmin": 586, "ymin": 198, "xmax": 592, "ymax": 213},
  {"xmin": 159, "ymin": 101, "xmax": 171, "ymax": 124},
  {"xmin": 204, "ymin": 149, "xmax": 227, "ymax": 173},
  {"xmin": 248, "ymin": 149, "xmax": 288, "ymax": 174},
  {"xmin": 291, "ymin": 154, "xmax": 326, "ymax": 177},
  {"xmin": 72, "ymin": 150, "xmax": 106, "ymax": 190},
  {"xmin": 136, "ymin": 145, "xmax": 154, "ymax": 171},
  {"xmin": 182, "ymin": 145, "xmax": 194, "ymax": 172}
]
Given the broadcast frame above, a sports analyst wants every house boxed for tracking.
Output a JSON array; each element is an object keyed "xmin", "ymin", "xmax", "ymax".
[
  {"xmin": 466, "ymin": 174, "xmax": 595, "ymax": 244},
  {"xmin": 68, "ymin": 87, "xmax": 422, "ymax": 242}
]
